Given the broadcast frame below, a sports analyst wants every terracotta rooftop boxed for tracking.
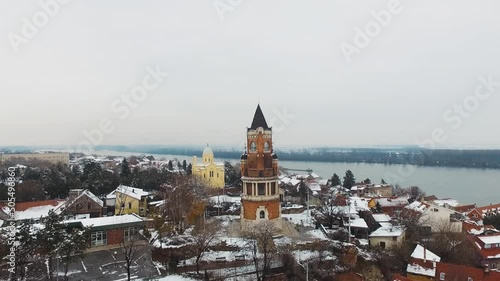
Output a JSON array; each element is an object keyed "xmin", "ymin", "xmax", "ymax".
[{"xmin": 14, "ymin": 200, "xmax": 65, "ymax": 211}]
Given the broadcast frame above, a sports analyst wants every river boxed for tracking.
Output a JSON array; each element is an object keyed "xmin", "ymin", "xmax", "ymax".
[{"xmin": 87, "ymin": 150, "xmax": 500, "ymax": 207}]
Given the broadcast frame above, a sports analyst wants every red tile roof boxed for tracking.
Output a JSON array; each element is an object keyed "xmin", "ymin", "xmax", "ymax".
[
  {"xmin": 468, "ymin": 235, "xmax": 500, "ymax": 261},
  {"xmin": 455, "ymin": 204, "xmax": 476, "ymax": 213},
  {"xmin": 476, "ymin": 203, "xmax": 500, "ymax": 217},
  {"xmin": 435, "ymin": 262, "xmax": 500, "ymax": 281},
  {"xmin": 14, "ymin": 200, "xmax": 65, "ymax": 211}
]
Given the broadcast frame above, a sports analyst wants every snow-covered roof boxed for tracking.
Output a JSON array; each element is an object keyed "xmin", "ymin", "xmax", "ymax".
[
  {"xmin": 54, "ymin": 190, "xmax": 103, "ymax": 214},
  {"xmin": 478, "ymin": 235, "xmax": 500, "ymax": 245},
  {"xmin": 107, "ymin": 185, "xmax": 151, "ymax": 200},
  {"xmin": 67, "ymin": 214, "xmax": 143, "ymax": 228},
  {"xmin": 411, "ymin": 245, "xmax": 441, "ymax": 262},
  {"xmin": 290, "ymin": 179, "xmax": 301, "ymax": 186},
  {"xmin": 369, "ymin": 226, "xmax": 404, "ymax": 237},
  {"xmin": 372, "ymin": 213, "xmax": 391, "ymax": 222},
  {"xmin": 11, "ymin": 200, "xmax": 65, "ymax": 220},
  {"xmin": 210, "ymin": 195, "xmax": 241, "ymax": 204},
  {"xmin": 375, "ymin": 197, "xmax": 409, "ymax": 207},
  {"xmin": 349, "ymin": 196, "xmax": 370, "ymax": 211},
  {"xmin": 349, "ymin": 218, "xmax": 368, "ymax": 229},
  {"xmin": 434, "ymin": 198, "xmax": 460, "ymax": 208},
  {"xmin": 307, "ymin": 182, "xmax": 321, "ymax": 192},
  {"xmin": 406, "ymin": 201, "xmax": 429, "ymax": 213},
  {"xmin": 407, "ymin": 263, "xmax": 436, "ymax": 277}
]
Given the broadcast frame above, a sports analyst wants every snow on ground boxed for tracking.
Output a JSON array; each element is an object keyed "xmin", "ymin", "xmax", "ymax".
[
  {"xmin": 283, "ymin": 210, "xmax": 315, "ymax": 227},
  {"xmin": 210, "ymin": 195, "xmax": 241, "ymax": 204},
  {"xmin": 307, "ymin": 229, "xmax": 328, "ymax": 240}
]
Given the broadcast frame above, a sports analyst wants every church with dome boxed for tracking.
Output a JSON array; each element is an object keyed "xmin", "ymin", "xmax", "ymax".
[{"xmin": 191, "ymin": 145, "xmax": 225, "ymax": 188}]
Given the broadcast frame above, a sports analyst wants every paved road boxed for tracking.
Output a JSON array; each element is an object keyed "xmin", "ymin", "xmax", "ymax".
[{"xmin": 58, "ymin": 244, "xmax": 159, "ymax": 281}]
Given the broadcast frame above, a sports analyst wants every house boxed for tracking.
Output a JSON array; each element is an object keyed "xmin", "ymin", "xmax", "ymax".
[
  {"xmin": 191, "ymin": 145, "xmax": 225, "ymax": 188},
  {"xmin": 455, "ymin": 204, "xmax": 477, "ymax": 214},
  {"xmin": 369, "ymin": 225, "xmax": 405, "ymax": 249},
  {"xmin": 107, "ymin": 185, "xmax": 152, "ymax": 216},
  {"xmin": 401, "ymin": 201, "xmax": 463, "ymax": 233},
  {"xmin": 463, "ymin": 220, "xmax": 499, "ymax": 236},
  {"xmin": 406, "ymin": 244, "xmax": 441, "ymax": 281},
  {"xmin": 473, "ymin": 203, "xmax": 500, "ymax": 219},
  {"xmin": 369, "ymin": 197, "xmax": 409, "ymax": 217},
  {"xmin": 54, "ymin": 189, "xmax": 104, "ymax": 219},
  {"xmin": 468, "ymin": 234, "xmax": 500, "ymax": 271},
  {"xmin": 435, "ymin": 262, "xmax": 500, "ymax": 281},
  {"xmin": 2, "ymin": 199, "xmax": 65, "ymax": 223},
  {"xmin": 65, "ymin": 214, "xmax": 144, "ymax": 248}
]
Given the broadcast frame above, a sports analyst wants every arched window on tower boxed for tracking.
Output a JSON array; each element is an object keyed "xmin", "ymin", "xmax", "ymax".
[
  {"xmin": 264, "ymin": 141, "xmax": 270, "ymax": 152},
  {"xmin": 250, "ymin": 142, "xmax": 256, "ymax": 152},
  {"xmin": 260, "ymin": 210, "xmax": 265, "ymax": 219}
]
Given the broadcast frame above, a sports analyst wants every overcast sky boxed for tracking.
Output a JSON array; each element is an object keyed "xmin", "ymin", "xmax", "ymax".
[{"xmin": 1, "ymin": 0, "xmax": 500, "ymax": 149}]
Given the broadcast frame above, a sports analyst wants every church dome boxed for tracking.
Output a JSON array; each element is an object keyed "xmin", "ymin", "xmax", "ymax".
[{"xmin": 202, "ymin": 146, "xmax": 214, "ymax": 157}]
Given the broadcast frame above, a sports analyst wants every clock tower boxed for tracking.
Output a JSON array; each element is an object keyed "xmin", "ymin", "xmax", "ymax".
[{"xmin": 240, "ymin": 105, "xmax": 282, "ymax": 231}]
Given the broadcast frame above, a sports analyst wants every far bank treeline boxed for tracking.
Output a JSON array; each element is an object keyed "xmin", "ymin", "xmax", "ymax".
[{"xmin": 97, "ymin": 146, "xmax": 500, "ymax": 169}]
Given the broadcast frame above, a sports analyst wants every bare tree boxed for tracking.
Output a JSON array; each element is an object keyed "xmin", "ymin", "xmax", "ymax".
[
  {"xmin": 120, "ymin": 233, "xmax": 142, "ymax": 281},
  {"xmin": 191, "ymin": 220, "xmax": 220, "ymax": 274},
  {"xmin": 244, "ymin": 221, "xmax": 278, "ymax": 281}
]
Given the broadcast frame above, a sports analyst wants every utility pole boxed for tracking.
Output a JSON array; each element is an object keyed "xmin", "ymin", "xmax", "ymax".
[{"xmin": 347, "ymin": 196, "xmax": 351, "ymax": 243}]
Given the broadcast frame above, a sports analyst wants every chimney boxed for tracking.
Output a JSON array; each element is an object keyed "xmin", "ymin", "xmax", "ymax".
[{"xmin": 423, "ymin": 244, "xmax": 427, "ymax": 263}]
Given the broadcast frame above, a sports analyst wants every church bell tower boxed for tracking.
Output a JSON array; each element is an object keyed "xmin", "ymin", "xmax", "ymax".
[{"xmin": 240, "ymin": 105, "xmax": 282, "ymax": 231}]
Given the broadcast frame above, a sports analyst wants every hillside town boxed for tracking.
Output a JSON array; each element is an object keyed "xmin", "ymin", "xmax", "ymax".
[{"xmin": 0, "ymin": 106, "xmax": 499, "ymax": 281}]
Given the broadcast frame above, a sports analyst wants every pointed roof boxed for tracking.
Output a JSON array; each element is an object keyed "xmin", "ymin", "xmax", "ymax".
[{"xmin": 250, "ymin": 104, "xmax": 270, "ymax": 130}]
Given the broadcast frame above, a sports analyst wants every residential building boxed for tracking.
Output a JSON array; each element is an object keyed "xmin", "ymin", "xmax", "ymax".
[
  {"xmin": 54, "ymin": 189, "xmax": 104, "ymax": 219},
  {"xmin": 435, "ymin": 262, "xmax": 500, "ymax": 281},
  {"xmin": 406, "ymin": 245, "xmax": 441, "ymax": 281},
  {"xmin": 0, "ymin": 152, "xmax": 69, "ymax": 165},
  {"xmin": 240, "ymin": 105, "xmax": 282, "ymax": 231},
  {"xmin": 369, "ymin": 226, "xmax": 405, "ymax": 249},
  {"xmin": 401, "ymin": 201, "xmax": 463, "ymax": 233},
  {"xmin": 368, "ymin": 197, "xmax": 409, "ymax": 218},
  {"xmin": 468, "ymin": 234, "xmax": 500, "ymax": 271},
  {"xmin": 106, "ymin": 185, "xmax": 152, "ymax": 216},
  {"xmin": 65, "ymin": 214, "xmax": 144, "ymax": 248},
  {"xmin": 192, "ymin": 145, "xmax": 225, "ymax": 188}
]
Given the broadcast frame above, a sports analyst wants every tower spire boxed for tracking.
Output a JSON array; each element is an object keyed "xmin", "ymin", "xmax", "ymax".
[{"xmin": 250, "ymin": 104, "xmax": 269, "ymax": 129}]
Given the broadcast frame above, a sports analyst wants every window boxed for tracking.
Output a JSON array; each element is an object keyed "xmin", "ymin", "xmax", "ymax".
[
  {"xmin": 440, "ymin": 272, "xmax": 446, "ymax": 280},
  {"xmin": 124, "ymin": 226, "xmax": 138, "ymax": 242},
  {"xmin": 247, "ymin": 185, "xmax": 252, "ymax": 196},
  {"xmin": 217, "ymin": 173, "xmax": 219, "ymax": 178},
  {"xmin": 250, "ymin": 142, "xmax": 256, "ymax": 152},
  {"xmin": 264, "ymin": 142, "xmax": 270, "ymax": 151},
  {"xmin": 128, "ymin": 202, "xmax": 132, "ymax": 209},
  {"xmin": 379, "ymin": 241, "xmax": 386, "ymax": 249},
  {"xmin": 433, "ymin": 208, "xmax": 439, "ymax": 212},
  {"xmin": 91, "ymin": 231, "xmax": 107, "ymax": 246},
  {"xmin": 258, "ymin": 183, "xmax": 266, "ymax": 195},
  {"xmin": 260, "ymin": 211, "xmax": 265, "ymax": 219},
  {"xmin": 271, "ymin": 185, "xmax": 276, "ymax": 195},
  {"xmin": 491, "ymin": 263, "xmax": 497, "ymax": 269},
  {"xmin": 392, "ymin": 237, "xmax": 397, "ymax": 241}
]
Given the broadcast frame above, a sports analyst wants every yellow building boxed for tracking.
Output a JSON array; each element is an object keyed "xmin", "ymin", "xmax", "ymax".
[
  {"xmin": 0, "ymin": 152, "xmax": 69, "ymax": 165},
  {"xmin": 192, "ymin": 146, "xmax": 225, "ymax": 188},
  {"xmin": 106, "ymin": 185, "xmax": 151, "ymax": 216}
]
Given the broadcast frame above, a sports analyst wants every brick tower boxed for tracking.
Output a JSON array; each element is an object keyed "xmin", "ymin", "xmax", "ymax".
[{"xmin": 240, "ymin": 105, "xmax": 282, "ymax": 231}]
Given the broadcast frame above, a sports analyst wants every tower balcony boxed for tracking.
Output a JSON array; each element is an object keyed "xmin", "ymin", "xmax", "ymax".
[{"xmin": 243, "ymin": 168, "xmax": 277, "ymax": 178}]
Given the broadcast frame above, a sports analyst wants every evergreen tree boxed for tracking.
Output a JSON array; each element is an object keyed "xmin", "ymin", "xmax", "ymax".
[
  {"xmin": 167, "ymin": 160, "xmax": 173, "ymax": 171},
  {"xmin": 299, "ymin": 179, "xmax": 308, "ymax": 205},
  {"xmin": 182, "ymin": 160, "xmax": 187, "ymax": 171},
  {"xmin": 343, "ymin": 170, "xmax": 355, "ymax": 189},
  {"xmin": 381, "ymin": 178, "xmax": 386, "ymax": 184},
  {"xmin": 363, "ymin": 178, "xmax": 371, "ymax": 184},
  {"xmin": 177, "ymin": 161, "xmax": 182, "ymax": 169},
  {"xmin": 60, "ymin": 227, "xmax": 91, "ymax": 279},
  {"xmin": 37, "ymin": 210, "xmax": 65, "ymax": 280},
  {"xmin": 186, "ymin": 163, "xmax": 192, "ymax": 175},
  {"xmin": 121, "ymin": 158, "xmax": 131, "ymax": 182},
  {"xmin": 331, "ymin": 173, "xmax": 341, "ymax": 187}
]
